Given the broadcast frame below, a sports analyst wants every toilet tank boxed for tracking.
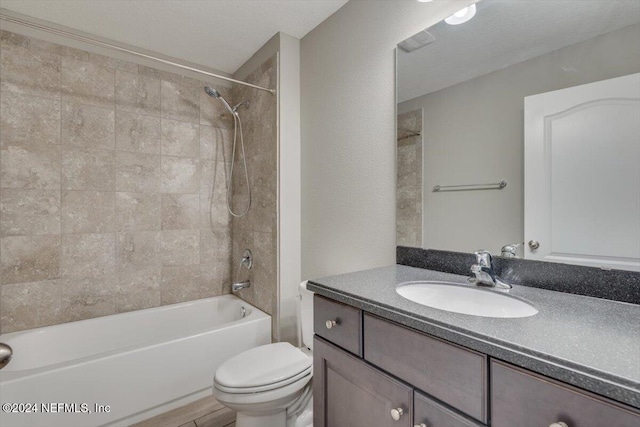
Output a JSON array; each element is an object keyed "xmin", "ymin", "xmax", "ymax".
[{"xmin": 299, "ymin": 281, "xmax": 314, "ymax": 350}]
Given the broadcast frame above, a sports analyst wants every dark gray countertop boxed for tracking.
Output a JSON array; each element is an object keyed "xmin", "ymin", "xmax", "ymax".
[{"xmin": 307, "ymin": 265, "xmax": 640, "ymax": 408}]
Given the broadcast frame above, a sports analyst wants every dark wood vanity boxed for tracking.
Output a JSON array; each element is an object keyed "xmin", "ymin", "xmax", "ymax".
[{"xmin": 313, "ymin": 294, "xmax": 640, "ymax": 427}]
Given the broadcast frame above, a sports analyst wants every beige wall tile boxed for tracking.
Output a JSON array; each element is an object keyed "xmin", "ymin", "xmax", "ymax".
[
  {"xmin": 1, "ymin": 235, "xmax": 60, "ymax": 284},
  {"xmin": 59, "ymin": 275, "xmax": 116, "ymax": 322},
  {"xmin": 160, "ymin": 265, "xmax": 206, "ymax": 305},
  {"xmin": 61, "ymin": 147, "xmax": 115, "ymax": 191},
  {"xmin": 199, "ymin": 125, "xmax": 232, "ymax": 161},
  {"xmin": 161, "ymin": 194, "xmax": 199, "ymax": 230},
  {"xmin": 161, "ymin": 81, "xmax": 199, "ymax": 123},
  {"xmin": 87, "ymin": 52, "xmax": 138, "ymax": 73},
  {"xmin": 1, "ymin": 189, "xmax": 60, "ymax": 236},
  {"xmin": 115, "ymin": 71, "xmax": 161, "ymax": 116},
  {"xmin": 61, "ymin": 58, "xmax": 114, "ymax": 108},
  {"xmin": 0, "ymin": 91, "xmax": 60, "ymax": 145},
  {"xmin": 161, "ymin": 119, "xmax": 199, "ymax": 158},
  {"xmin": 1, "ymin": 142, "xmax": 61, "ymax": 189},
  {"xmin": 200, "ymin": 193, "xmax": 231, "ymax": 229},
  {"xmin": 0, "ymin": 30, "xmax": 88, "ymax": 61},
  {"xmin": 200, "ymin": 161, "xmax": 227, "ymax": 195},
  {"xmin": 115, "ymin": 265, "xmax": 161, "ymax": 313},
  {"xmin": 200, "ymin": 88, "xmax": 233, "ymax": 129},
  {"xmin": 115, "ymin": 151, "xmax": 160, "ymax": 193},
  {"xmin": 161, "ymin": 156, "xmax": 200, "ymax": 193},
  {"xmin": 116, "ymin": 231, "xmax": 161, "ymax": 267},
  {"xmin": 116, "ymin": 192, "xmax": 161, "ymax": 231},
  {"xmin": 61, "ymin": 233, "xmax": 115, "ymax": 279},
  {"xmin": 115, "ymin": 111, "xmax": 161, "ymax": 154},
  {"xmin": 61, "ymin": 102, "xmax": 115, "ymax": 149},
  {"xmin": 139, "ymin": 65, "xmax": 201, "ymax": 90},
  {"xmin": 161, "ymin": 229, "xmax": 200, "ymax": 265},
  {"xmin": 0, "ymin": 44, "xmax": 61, "ymax": 99},
  {"xmin": 199, "ymin": 264, "xmax": 228, "ymax": 298},
  {"xmin": 0, "ymin": 280, "xmax": 61, "ymax": 333},
  {"xmin": 61, "ymin": 191, "xmax": 115, "ymax": 233}
]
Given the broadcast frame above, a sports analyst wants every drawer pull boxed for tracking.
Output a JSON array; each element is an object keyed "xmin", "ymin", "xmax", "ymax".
[
  {"xmin": 549, "ymin": 423, "xmax": 568, "ymax": 427},
  {"xmin": 390, "ymin": 407, "xmax": 404, "ymax": 421},
  {"xmin": 414, "ymin": 424, "xmax": 427, "ymax": 427},
  {"xmin": 325, "ymin": 319, "xmax": 338, "ymax": 329}
]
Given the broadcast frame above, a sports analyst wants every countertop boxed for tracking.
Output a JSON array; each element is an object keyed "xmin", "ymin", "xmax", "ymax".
[{"xmin": 307, "ymin": 265, "xmax": 640, "ymax": 408}]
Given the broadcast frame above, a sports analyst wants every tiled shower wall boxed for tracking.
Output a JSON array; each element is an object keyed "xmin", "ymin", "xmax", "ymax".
[
  {"xmin": 397, "ymin": 109, "xmax": 423, "ymax": 247},
  {"xmin": 230, "ymin": 55, "xmax": 278, "ymax": 339},
  {"xmin": 0, "ymin": 30, "xmax": 272, "ymax": 334}
]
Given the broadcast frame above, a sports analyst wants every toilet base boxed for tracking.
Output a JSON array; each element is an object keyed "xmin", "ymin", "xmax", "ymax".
[{"xmin": 236, "ymin": 410, "xmax": 286, "ymax": 427}]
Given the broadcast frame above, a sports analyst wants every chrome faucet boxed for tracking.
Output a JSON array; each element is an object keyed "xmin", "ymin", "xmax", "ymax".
[
  {"xmin": 232, "ymin": 280, "xmax": 251, "ymax": 292},
  {"xmin": 500, "ymin": 242, "xmax": 522, "ymax": 258},
  {"xmin": 470, "ymin": 250, "xmax": 512, "ymax": 290}
]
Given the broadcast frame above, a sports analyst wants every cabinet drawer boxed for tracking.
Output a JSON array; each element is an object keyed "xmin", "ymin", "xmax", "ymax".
[
  {"xmin": 363, "ymin": 314, "xmax": 487, "ymax": 423},
  {"xmin": 414, "ymin": 391, "xmax": 484, "ymax": 427},
  {"xmin": 314, "ymin": 295, "xmax": 362, "ymax": 356},
  {"xmin": 491, "ymin": 360, "xmax": 640, "ymax": 427}
]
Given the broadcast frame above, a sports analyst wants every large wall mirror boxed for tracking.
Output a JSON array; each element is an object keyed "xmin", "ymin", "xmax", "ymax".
[{"xmin": 396, "ymin": 0, "xmax": 640, "ymax": 271}]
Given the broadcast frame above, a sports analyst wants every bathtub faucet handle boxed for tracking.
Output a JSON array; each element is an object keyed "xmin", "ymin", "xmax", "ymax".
[
  {"xmin": 240, "ymin": 249, "xmax": 252, "ymax": 270},
  {"xmin": 0, "ymin": 343, "xmax": 12, "ymax": 370}
]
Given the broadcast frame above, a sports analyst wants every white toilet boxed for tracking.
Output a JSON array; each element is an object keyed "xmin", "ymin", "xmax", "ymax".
[{"xmin": 212, "ymin": 282, "xmax": 314, "ymax": 427}]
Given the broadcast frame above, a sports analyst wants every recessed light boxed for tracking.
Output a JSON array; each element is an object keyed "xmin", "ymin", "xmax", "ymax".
[
  {"xmin": 417, "ymin": 0, "xmax": 434, "ymax": 2},
  {"xmin": 445, "ymin": 4, "xmax": 477, "ymax": 25}
]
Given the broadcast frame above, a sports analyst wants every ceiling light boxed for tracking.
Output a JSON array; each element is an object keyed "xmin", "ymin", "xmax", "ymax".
[
  {"xmin": 417, "ymin": 0, "xmax": 434, "ymax": 2},
  {"xmin": 445, "ymin": 4, "xmax": 477, "ymax": 25}
]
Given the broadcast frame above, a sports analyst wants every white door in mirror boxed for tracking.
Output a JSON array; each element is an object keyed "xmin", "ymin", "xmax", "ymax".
[{"xmin": 525, "ymin": 73, "xmax": 640, "ymax": 271}]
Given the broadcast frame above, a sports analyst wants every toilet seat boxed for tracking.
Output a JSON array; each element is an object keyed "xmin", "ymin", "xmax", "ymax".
[{"xmin": 213, "ymin": 342, "xmax": 312, "ymax": 394}]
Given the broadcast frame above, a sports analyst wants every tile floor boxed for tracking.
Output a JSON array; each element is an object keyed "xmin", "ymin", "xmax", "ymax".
[{"xmin": 131, "ymin": 395, "xmax": 235, "ymax": 427}]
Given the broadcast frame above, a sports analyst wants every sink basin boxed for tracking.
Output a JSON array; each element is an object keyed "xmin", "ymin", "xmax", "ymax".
[{"xmin": 396, "ymin": 281, "xmax": 538, "ymax": 318}]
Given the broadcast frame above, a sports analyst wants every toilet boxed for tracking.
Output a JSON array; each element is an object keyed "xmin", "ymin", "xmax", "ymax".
[{"xmin": 212, "ymin": 282, "xmax": 314, "ymax": 427}]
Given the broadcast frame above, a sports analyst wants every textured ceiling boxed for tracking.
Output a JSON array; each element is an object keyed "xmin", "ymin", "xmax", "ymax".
[
  {"xmin": 398, "ymin": 0, "xmax": 640, "ymax": 102},
  {"xmin": 0, "ymin": 0, "xmax": 348, "ymax": 73}
]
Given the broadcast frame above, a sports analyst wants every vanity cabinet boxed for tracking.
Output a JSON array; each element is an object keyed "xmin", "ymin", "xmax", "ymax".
[
  {"xmin": 313, "ymin": 295, "xmax": 640, "ymax": 427},
  {"xmin": 314, "ymin": 336, "xmax": 413, "ymax": 427},
  {"xmin": 491, "ymin": 360, "xmax": 640, "ymax": 427}
]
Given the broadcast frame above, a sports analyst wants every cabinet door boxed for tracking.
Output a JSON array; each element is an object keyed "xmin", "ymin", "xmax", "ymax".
[{"xmin": 314, "ymin": 336, "xmax": 413, "ymax": 427}]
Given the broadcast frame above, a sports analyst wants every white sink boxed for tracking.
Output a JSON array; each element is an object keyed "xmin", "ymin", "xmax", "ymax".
[{"xmin": 396, "ymin": 281, "xmax": 538, "ymax": 318}]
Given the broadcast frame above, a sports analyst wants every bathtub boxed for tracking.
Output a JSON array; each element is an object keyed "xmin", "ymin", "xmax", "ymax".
[{"xmin": 0, "ymin": 295, "xmax": 271, "ymax": 427}]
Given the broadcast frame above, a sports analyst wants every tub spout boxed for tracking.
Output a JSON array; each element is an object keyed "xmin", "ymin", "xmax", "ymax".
[
  {"xmin": 232, "ymin": 280, "xmax": 250, "ymax": 292},
  {"xmin": 0, "ymin": 343, "xmax": 12, "ymax": 369}
]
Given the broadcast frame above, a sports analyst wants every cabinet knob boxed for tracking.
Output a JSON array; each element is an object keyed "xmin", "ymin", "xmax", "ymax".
[
  {"xmin": 528, "ymin": 240, "xmax": 540, "ymax": 250},
  {"xmin": 549, "ymin": 423, "xmax": 568, "ymax": 427},
  {"xmin": 390, "ymin": 407, "xmax": 404, "ymax": 421},
  {"xmin": 325, "ymin": 319, "xmax": 337, "ymax": 329}
]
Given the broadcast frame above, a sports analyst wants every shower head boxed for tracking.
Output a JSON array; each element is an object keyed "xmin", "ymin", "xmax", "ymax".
[
  {"xmin": 204, "ymin": 86, "xmax": 220, "ymax": 98},
  {"xmin": 204, "ymin": 86, "xmax": 235, "ymax": 116}
]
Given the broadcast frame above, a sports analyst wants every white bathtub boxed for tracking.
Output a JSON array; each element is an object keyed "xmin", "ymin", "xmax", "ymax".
[{"xmin": 0, "ymin": 295, "xmax": 271, "ymax": 427}]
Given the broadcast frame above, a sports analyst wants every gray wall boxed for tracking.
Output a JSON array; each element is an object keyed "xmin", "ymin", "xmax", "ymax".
[
  {"xmin": 398, "ymin": 23, "xmax": 640, "ymax": 254},
  {"xmin": 300, "ymin": 0, "xmax": 468, "ymax": 279}
]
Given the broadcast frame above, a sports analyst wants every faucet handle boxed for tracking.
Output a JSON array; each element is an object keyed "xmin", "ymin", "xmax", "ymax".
[{"xmin": 474, "ymin": 250, "xmax": 493, "ymax": 267}]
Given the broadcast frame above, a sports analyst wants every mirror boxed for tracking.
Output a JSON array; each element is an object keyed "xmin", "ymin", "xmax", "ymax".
[{"xmin": 396, "ymin": 0, "xmax": 640, "ymax": 270}]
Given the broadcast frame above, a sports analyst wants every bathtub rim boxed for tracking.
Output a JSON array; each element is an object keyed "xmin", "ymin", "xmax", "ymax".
[{"xmin": 0, "ymin": 295, "xmax": 270, "ymax": 379}]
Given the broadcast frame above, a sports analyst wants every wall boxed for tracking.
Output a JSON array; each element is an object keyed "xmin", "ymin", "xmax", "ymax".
[
  {"xmin": 0, "ymin": 29, "xmax": 236, "ymax": 333},
  {"xmin": 300, "ymin": 0, "xmax": 470, "ymax": 279},
  {"xmin": 229, "ymin": 54, "xmax": 279, "ymax": 339},
  {"xmin": 396, "ymin": 108, "xmax": 422, "ymax": 247},
  {"xmin": 234, "ymin": 32, "xmax": 301, "ymax": 345},
  {"xmin": 398, "ymin": 22, "xmax": 640, "ymax": 254}
]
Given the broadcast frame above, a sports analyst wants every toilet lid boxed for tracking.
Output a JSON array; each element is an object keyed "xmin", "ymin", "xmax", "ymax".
[{"xmin": 214, "ymin": 342, "xmax": 312, "ymax": 391}]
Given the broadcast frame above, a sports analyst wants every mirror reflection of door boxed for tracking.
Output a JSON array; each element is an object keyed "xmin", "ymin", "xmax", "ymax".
[
  {"xmin": 524, "ymin": 73, "xmax": 640, "ymax": 271},
  {"xmin": 396, "ymin": 0, "xmax": 640, "ymax": 270}
]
